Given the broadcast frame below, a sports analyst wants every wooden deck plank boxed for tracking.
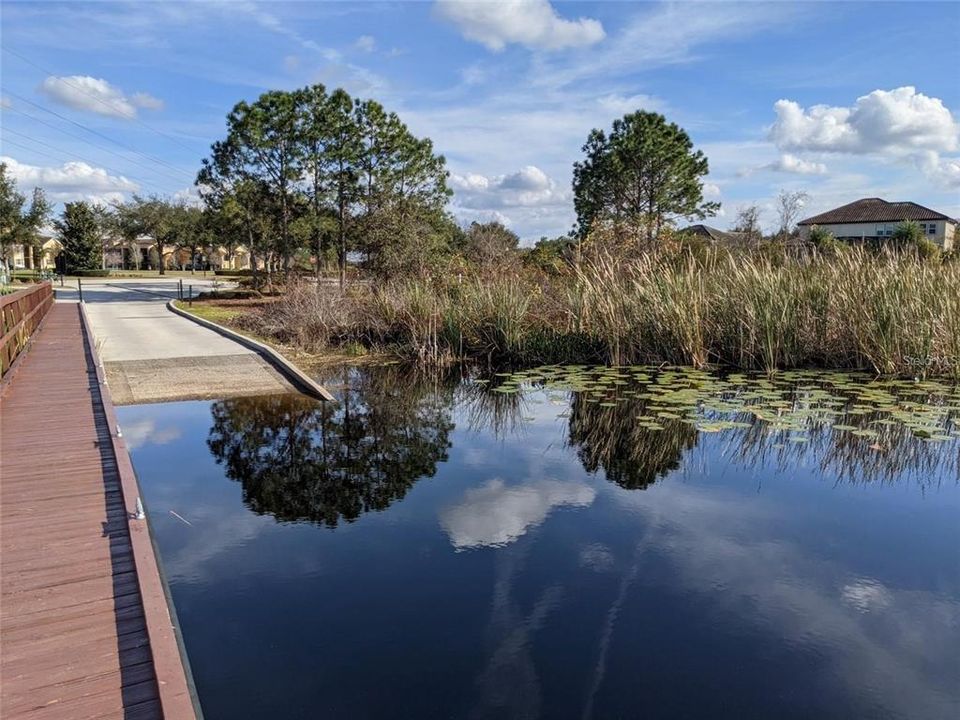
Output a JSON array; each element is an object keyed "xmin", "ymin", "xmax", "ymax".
[{"xmin": 1, "ymin": 303, "xmax": 196, "ymax": 720}]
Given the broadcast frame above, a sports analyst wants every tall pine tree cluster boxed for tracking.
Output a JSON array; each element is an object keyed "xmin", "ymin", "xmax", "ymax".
[{"xmin": 198, "ymin": 84, "xmax": 452, "ymax": 284}]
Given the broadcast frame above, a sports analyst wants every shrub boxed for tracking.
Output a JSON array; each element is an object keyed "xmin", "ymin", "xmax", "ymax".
[
  {"xmin": 915, "ymin": 238, "xmax": 942, "ymax": 261},
  {"xmin": 71, "ymin": 269, "xmax": 111, "ymax": 277},
  {"xmin": 808, "ymin": 225, "xmax": 841, "ymax": 253},
  {"xmin": 214, "ymin": 269, "xmax": 253, "ymax": 276},
  {"xmin": 891, "ymin": 220, "xmax": 924, "ymax": 246},
  {"xmin": 196, "ymin": 289, "xmax": 261, "ymax": 300}
]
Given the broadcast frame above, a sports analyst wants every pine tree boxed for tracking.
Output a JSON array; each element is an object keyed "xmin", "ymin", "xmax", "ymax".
[
  {"xmin": 573, "ymin": 111, "xmax": 719, "ymax": 244},
  {"xmin": 56, "ymin": 202, "xmax": 102, "ymax": 273}
]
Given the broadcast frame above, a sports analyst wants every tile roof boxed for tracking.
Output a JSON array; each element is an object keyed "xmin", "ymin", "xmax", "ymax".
[
  {"xmin": 798, "ymin": 198, "xmax": 951, "ymax": 226},
  {"xmin": 681, "ymin": 224, "xmax": 744, "ymax": 243}
]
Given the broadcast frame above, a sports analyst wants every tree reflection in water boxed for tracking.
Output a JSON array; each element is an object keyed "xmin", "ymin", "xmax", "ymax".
[
  {"xmin": 562, "ymin": 374, "xmax": 957, "ymax": 489},
  {"xmin": 208, "ymin": 365, "xmax": 956, "ymax": 527},
  {"xmin": 725, "ymin": 388, "xmax": 959, "ymax": 486},
  {"xmin": 567, "ymin": 392, "xmax": 698, "ymax": 490},
  {"xmin": 207, "ymin": 365, "xmax": 455, "ymax": 526}
]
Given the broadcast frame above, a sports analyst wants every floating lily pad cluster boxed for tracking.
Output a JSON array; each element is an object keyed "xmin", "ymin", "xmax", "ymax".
[{"xmin": 485, "ymin": 366, "xmax": 960, "ymax": 443}]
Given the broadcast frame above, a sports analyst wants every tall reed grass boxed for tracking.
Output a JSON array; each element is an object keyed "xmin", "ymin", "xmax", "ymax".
[{"xmin": 243, "ymin": 247, "xmax": 960, "ymax": 378}]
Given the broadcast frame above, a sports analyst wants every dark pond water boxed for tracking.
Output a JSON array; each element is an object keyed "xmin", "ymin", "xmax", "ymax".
[{"xmin": 118, "ymin": 365, "xmax": 960, "ymax": 720}]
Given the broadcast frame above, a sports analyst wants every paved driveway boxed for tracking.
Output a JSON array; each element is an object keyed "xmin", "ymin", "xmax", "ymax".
[{"xmin": 57, "ymin": 280, "xmax": 296, "ymax": 404}]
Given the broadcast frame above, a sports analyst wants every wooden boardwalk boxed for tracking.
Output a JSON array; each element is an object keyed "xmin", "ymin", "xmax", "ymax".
[{"xmin": 1, "ymin": 303, "xmax": 196, "ymax": 719}]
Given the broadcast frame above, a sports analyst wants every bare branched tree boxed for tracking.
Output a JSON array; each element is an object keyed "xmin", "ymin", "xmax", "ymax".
[
  {"xmin": 775, "ymin": 190, "xmax": 810, "ymax": 241},
  {"xmin": 733, "ymin": 204, "xmax": 763, "ymax": 246}
]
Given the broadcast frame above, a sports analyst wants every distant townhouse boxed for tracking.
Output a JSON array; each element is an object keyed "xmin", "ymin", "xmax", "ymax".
[
  {"xmin": 7, "ymin": 230, "xmax": 253, "ymax": 272},
  {"xmin": 797, "ymin": 198, "xmax": 957, "ymax": 251}
]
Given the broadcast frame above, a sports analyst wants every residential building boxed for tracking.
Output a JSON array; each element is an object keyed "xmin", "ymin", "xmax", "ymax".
[
  {"xmin": 679, "ymin": 224, "xmax": 746, "ymax": 244},
  {"xmin": 797, "ymin": 198, "xmax": 957, "ymax": 250},
  {"xmin": 6, "ymin": 230, "xmax": 253, "ymax": 272}
]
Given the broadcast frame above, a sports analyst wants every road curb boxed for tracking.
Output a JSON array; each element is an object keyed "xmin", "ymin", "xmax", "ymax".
[{"xmin": 166, "ymin": 299, "xmax": 334, "ymax": 402}]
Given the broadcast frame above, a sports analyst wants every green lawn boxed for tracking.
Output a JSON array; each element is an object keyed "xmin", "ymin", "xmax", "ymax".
[{"xmin": 174, "ymin": 301, "xmax": 245, "ymax": 325}]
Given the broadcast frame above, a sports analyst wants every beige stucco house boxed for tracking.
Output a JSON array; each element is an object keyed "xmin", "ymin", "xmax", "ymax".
[
  {"xmin": 7, "ymin": 236, "xmax": 63, "ymax": 271},
  {"xmin": 8, "ymin": 230, "xmax": 253, "ymax": 272},
  {"xmin": 798, "ymin": 198, "xmax": 956, "ymax": 251}
]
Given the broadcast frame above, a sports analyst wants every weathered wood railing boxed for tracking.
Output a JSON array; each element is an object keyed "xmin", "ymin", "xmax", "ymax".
[{"xmin": 0, "ymin": 282, "xmax": 54, "ymax": 378}]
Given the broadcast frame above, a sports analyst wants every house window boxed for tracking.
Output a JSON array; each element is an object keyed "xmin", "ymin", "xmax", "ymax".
[{"xmin": 927, "ymin": 223, "xmax": 937, "ymax": 235}]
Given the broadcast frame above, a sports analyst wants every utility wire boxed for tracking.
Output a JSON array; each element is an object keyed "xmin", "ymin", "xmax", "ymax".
[
  {"xmin": 3, "ymin": 104, "xmax": 195, "ymax": 186},
  {"xmin": 2, "ymin": 46, "xmax": 202, "ymax": 156},
  {"xmin": 1, "ymin": 88, "xmax": 196, "ymax": 183},
  {"xmin": 1, "ymin": 128, "xmax": 172, "ymax": 197},
  {"xmin": 0, "ymin": 136, "xmax": 72, "ymax": 165}
]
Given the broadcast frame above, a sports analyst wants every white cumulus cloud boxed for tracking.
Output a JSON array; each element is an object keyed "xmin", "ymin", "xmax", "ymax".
[
  {"xmin": 130, "ymin": 91, "xmax": 164, "ymax": 111},
  {"xmin": 172, "ymin": 185, "xmax": 204, "ymax": 207},
  {"xmin": 913, "ymin": 151, "xmax": 960, "ymax": 189},
  {"xmin": 770, "ymin": 87, "xmax": 959, "ymax": 156},
  {"xmin": 434, "ymin": 0, "xmax": 605, "ymax": 51},
  {"xmin": 771, "ymin": 153, "xmax": 827, "ymax": 175},
  {"xmin": 451, "ymin": 164, "xmax": 568, "ymax": 209},
  {"xmin": 1, "ymin": 155, "xmax": 138, "ymax": 205},
  {"xmin": 39, "ymin": 75, "xmax": 163, "ymax": 119},
  {"xmin": 449, "ymin": 165, "xmax": 572, "ymax": 236},
  {"xmin": 702, "ymin": 182, "xmax": 722, "ymax": 199},
  {"xmin": 768, "ymin": 87, "xmax": 960, "ymax": 188}
]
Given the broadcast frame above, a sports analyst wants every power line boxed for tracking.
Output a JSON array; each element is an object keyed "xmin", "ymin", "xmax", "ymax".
[
  {"xmin": 3, "ymin": 104, "xmax": 195, "ymax": 187},
  {"xmin": 2, "ymin": 46, "xmax": 202, "ymax": 156},
  {"xmin": 1, "ymin": 88, "xmax": 196, "ymax": 183},
  {"xmin": 1, "ymin": 128, "xmax": 173, "ymax": 197},
  {"xmin": 1, "ymin": 136, "xmax": 73, "ymax": 165}
]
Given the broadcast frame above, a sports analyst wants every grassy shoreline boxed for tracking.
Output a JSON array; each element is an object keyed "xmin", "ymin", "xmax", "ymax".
[{"xmin": 195, "ymin": 247, "xmax": 960, "ymax": 379}]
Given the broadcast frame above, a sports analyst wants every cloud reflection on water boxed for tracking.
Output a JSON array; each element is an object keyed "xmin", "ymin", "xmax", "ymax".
[{"xmin": 440, "ymin": 478, "xmax": 595, "ymax": 549}]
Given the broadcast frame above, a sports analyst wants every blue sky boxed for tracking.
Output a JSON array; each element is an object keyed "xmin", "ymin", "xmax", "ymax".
[{"xmin": 2, "ymin": 0, "xmax": 958, "ymax": 241}]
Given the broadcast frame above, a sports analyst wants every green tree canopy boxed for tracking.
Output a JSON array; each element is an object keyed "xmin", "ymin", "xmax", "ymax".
[
  {"xmin": 0, "ymin": 163, "xmax": 51, "ymax": 275},
  {"xmin": 462, "ymin": 221, "xmax": 520, "ymax": 269},
  {"xmin": 114, "ymin": 195, "xmax": 178, "ymax": 273},
  {"xmin": 56, "ymin": 202, "xmax": 102, "ymax": 273},
  {"xmin": 167, "ymin": 204, "xmax": 213, "ymax": 270},
  {"xmin": 199, "ymin": 84, "xmax": 451, "ymax": 284},
  {"xmin": 523, "ymin": 235, "xmax": 575, "ymax": 274},
  {"xmin": 573, "ymin": 111, "xmax": 719, "ymax": 244}
]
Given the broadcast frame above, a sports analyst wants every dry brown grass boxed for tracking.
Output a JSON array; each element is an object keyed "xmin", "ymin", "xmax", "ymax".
[{"xmin": 240, "ymin": 247, "xmax": 960, "ymax": 378}]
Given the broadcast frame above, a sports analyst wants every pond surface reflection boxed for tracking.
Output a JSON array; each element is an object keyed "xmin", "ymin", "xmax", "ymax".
[{"xmin": 119, "ymin": 365, "xmax": 960, "ymax": 720}]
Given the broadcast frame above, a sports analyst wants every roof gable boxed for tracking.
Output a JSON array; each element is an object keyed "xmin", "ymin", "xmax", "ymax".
[
  {"xmin": 680, "ymin": 224, "xmax": 744, "ymax": 243},
  {"xmin": 798, "ymin": 198, "xmax": 950, "ymax": 226}
]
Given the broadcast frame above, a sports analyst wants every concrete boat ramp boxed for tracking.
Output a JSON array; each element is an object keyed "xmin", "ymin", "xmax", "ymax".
[{"xmin": 61, "ymin": 280, "xmax": 296, "ymax": 405}]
